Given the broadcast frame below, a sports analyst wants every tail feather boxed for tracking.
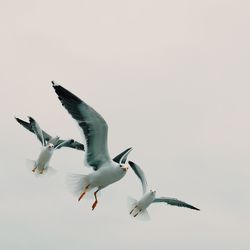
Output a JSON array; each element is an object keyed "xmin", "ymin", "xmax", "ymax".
[
  {"xmin": 44, "ymin": 166, "xmax": 57, "ymax": 176},
  {"xmin": 66, "ymin": 173, "xmax": 91, "ymax": 198},
  {"xmin": 127, "ymin": 196, "xmax": 138, "ymax": 212},
  {"xmin": 136, "ymin": 209, "xmax": 150, "ymax": 221},
  {"xmin": 127, "ymin": 196, "xmax": 150, "ymax": 221}
]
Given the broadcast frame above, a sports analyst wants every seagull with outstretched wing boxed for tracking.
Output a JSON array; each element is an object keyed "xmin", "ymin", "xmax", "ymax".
[
  {"xmin": 15, "ymin": 116, "xmax": 81, "ymax": 174},
  {"xmin": 52, "ymin": 82, "xmax": 133, "ymax": 210},
  {"xmin": 128, "ymin": 161, "xmax": 200, "ymax": 220}
]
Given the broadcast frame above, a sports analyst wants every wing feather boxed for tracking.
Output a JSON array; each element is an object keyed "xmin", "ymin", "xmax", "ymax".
[
  {"xmin": 52, "ymin": 82, "xmax": 110, "ymax": 169},
  {"xmin": 28, "ymin": 116, "xmax": 45, "ymax": 146},
  {"xmin": 128, "ymin": 161, "xmax": 148, "ymax": 194},
  {"xmin": 113, "ymin": 148, "xmax": 133, "ymax": 164},
  {"xmin": 153, "ymin": 197, "xmax": 200, "ymax": 211}
]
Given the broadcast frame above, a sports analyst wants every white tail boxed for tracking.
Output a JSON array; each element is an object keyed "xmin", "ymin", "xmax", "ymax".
[
  {"xmin": 127, "ymin": 196, "xmax": 138, "ymax": 212},
  {"xmin": 127, "ymin": 196, "xmax": 150, "ymax": 221},
  {"xmin": 44, "ymin": 166, "xmax": 57, "ymax": 176},
  {"xmin": 136, "ymin": 209, "xmax": 150, "ymax": 221},
  {"xmin": 66, "ymin": 173, "xmax": 91, "ymax": 198}
]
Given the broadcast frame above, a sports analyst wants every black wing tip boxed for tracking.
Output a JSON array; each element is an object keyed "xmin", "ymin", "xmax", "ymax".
[
  {"xmin": 52, "ymin": 81, "xmax": 60, "ymax": 92},
  {"xmin": 15, "ymin": 116, "xmax": 23, "ymax": 124},
  {"xmin": 77, "ymin": 144, "xmax": 85, "ymax": 150},
  {"xmin": 15, "ymin": 116, "xmax": 26, "ymax": 123},
  {"xmin": 127, "ymin": 147, "xmax": 133, "ymax": 152},
  {"xmin": 52, "ymin": 80, "xmax": 59, "ymax": 88},
  {"xmin": 52, "ymin": 81, "xmax": 82, "ymax": 104},
  {"xmin": 28, "ymin": 116, "xmax": 35, "ymax": 123},
  {"xmin": 192, "ymin": 206, "xmax": 200, "ymax": 211},
  {"xmin": 128, "ymin": 160, "xmax": 135, "ymax": 166}
]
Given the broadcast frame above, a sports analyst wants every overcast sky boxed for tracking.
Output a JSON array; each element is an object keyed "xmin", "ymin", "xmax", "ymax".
[{"xmin": 1, "ymin": 0, "xmax": 250, "ymax": 249}]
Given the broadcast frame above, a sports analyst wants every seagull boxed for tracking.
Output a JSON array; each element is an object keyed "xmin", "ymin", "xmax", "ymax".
[
  {"xmin": 15, "ymin": 116, "xmax": 84, "ymax": 174},
  {"xmin": 52, "ymin": 82, "xmax": 133, "ymax": 210},
  {"xmin": 128, "ymin": 161, "xmax": 200, "ymax": 220}
]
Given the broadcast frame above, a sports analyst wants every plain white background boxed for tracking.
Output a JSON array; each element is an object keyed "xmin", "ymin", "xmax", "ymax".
[{"xmin": 1, "ymin": 1, "xmax": 250, "ymax": 249}]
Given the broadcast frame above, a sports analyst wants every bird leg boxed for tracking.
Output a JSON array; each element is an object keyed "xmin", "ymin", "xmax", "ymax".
[
  {"xmin": 32, "ymin": 166, "xmax": 37, "ymax": 172},
  {"xmin": 134, "ymin": 209, "xmax": 142, "ymax": 217},
  {"xmin": 78, "ymin": 185, "xmax": 90, "ymax": 202},
  {"xmin": 130, "ymin": 206, "xmax": 137, "ymax": 215},
  {"xmin": 92, "ymin": 189, "xmax": 100, "ymax": 211}
]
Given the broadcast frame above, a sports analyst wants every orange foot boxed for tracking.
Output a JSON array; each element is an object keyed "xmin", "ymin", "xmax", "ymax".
[
  {"xmin": 78, "ymin": 191, "xmax": 86, "ymax": 202},
  {"xmin": 92, "ymin": 200, "xmax": 98, "ymax": 211},
  {"xmin": 78, "ymin": 185, "xmax": 90, "ymax": 202}
]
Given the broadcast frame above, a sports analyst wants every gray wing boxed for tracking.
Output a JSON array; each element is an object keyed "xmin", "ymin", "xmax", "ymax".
[
  {"xmin": 54, "ymin": 139, "xmax": 85, "ymax": 150},
  {"xmin": 48, "ymin": 136, "xmax": 60, "ymax": 145},
  {"xmin": 28, "ymin": 116, "xmax": 45, "ymax": 146},
  {"xmin": 128, "ymin": 161, "xmax": 148, "ymax": 194},
  {"xmin": 52, "ymin": 82, "xmax": 110, "ymax": 170},
  {"xmin": 153, "ymin": 197, "xmax": 200, "ymax": 211},
  {"xmin": 15, "ymin": 117, "xmax": 34, "ymax": 133},
  {"xmin": 113, "ymin": 147, "xmax": 133, "ymax": 164},
  {"xmin": 15, "ymin": 117, "xmax": 85, "ymax": 151},
  {"xmin": 15, "ymin": 117, "xmax": 52, "ymax": 143}
]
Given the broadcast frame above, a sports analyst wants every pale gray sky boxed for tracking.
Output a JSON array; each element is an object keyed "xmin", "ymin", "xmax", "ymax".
[{"xmin": 1, "ymin": 0, "xmax": 250, "ymax": 249}]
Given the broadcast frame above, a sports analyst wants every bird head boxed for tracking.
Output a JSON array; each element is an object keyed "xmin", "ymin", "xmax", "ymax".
[
  {"xmin": 120, "ymin": 164, "xmax": 129, "ymax": 172},
  {"xmin": 47, "ymin": 143, "xmax": 55, "ymax": 150},
  {"xmin": 150, "ymin": 189, "xmax": 156, "ymax": 195}
]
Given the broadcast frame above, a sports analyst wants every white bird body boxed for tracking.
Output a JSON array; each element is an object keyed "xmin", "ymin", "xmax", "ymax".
[
  {"xmin": 34, "ymin": 144, "xmax": 54, "ymax": 174},
  {"xmin": 128, "ymin": 190, "xmax": 156, "ymax": 219},
  {"xmin": 135, "ymin": 191, "xmax": 156, "ymax": 210},
  {"xmin": 87, "ymin": 163, "xmax": 127, "ymax": 190}
]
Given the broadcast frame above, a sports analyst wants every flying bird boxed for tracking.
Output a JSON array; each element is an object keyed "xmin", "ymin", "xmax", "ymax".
[
  {"xmin": 128, "ymin": 161, "xmax": 200, "ymax": 220},
  {"xmin": 15, "ymin": 116, "xmax": 84, "ymax": 174},
  {"xmin": 52, "ymin": 82, "xmax": 133, "ymax": 210}
]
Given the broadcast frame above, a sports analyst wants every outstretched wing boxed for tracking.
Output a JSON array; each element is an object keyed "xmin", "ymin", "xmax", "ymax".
[
  {"xmin": 52, "ymin": 82, "xmax": 110, "ymax": 170},
  {"xmin": 15, "ymin": 117, "xmax": 33, "ymax": 133},
  {"xmin": 113, "ymin": 147, "xmax": 133, "ymax": 164},
  {"xmin": 128, "ymin": 161, "xmax": 148, "ymax": 194},
  {"xmin": 55, "ymin": 139, "xmax": 85, "ymax": 151},
  {"xmin": 15, "ymin": 117, "xmax": 52, "ymax": 143},
  {"xmin": 28, "ymin": 116, "xmax": 45, "ymax": 146},
  {"xmin": 15, "ymin": 116, "xmax": 85, "ymax": 151},
  {"xmin": 153, "ymin": 197, "xmax": 200, "ymax": 211}
]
